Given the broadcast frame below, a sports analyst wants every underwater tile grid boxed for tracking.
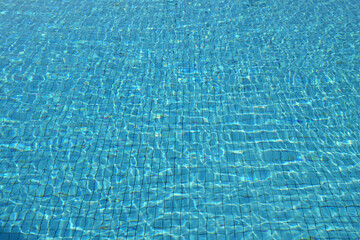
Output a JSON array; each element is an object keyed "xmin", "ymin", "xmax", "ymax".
[{"xmin": 0, "ymin": 0, "xmax": 359, "ymax": 239}]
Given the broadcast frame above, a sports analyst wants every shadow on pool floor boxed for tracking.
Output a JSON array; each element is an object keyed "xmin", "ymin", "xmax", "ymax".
[{"xmin": 0, "ymin": 233, "xmax": 24, "ymax": 240}]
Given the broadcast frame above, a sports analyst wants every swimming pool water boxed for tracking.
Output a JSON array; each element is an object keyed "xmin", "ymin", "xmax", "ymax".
[{"xmin": 0, "ymin": 0, "xmax": 359, "ymax": 239}]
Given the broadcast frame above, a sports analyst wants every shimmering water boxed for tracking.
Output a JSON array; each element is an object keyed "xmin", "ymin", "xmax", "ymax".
[{"xmin": 0, "ymin": 0, "xmax": 359, "ymax": 239}]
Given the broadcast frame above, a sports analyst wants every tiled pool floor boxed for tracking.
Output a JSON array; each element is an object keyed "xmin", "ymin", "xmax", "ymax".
[{"xmin": 0, "ymin": 0, "xmax": 359, "ymax": 239}]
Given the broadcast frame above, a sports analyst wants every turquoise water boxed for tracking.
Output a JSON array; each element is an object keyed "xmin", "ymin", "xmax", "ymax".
[{"xmin": 0, "ymin": 0, "xmax": 359, "ymax": 239}]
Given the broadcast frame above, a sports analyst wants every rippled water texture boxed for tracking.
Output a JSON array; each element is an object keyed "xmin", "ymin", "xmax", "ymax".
[{"xmin": 0, "ymin": 0, "xmax": 359, "ymax": 239}]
